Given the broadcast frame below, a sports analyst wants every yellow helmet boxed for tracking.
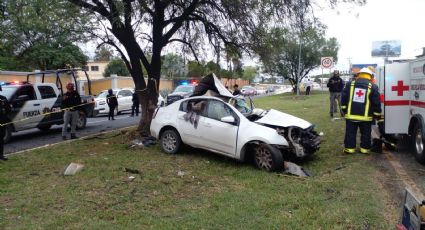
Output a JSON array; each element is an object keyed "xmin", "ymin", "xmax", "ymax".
[{"xmin": 357, "ymin": 67, "xmax": 374, "ymax": 80}]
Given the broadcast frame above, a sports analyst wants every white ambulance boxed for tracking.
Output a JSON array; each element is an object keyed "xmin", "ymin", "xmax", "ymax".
[{"xmin": 375, "ymin": 56, "xmax": 425, "ymax": 164}]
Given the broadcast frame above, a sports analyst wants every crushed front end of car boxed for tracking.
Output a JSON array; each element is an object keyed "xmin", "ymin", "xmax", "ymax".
[{"xmin": 276, "ymin": 126, "xmax": 321, "ymax": 158}]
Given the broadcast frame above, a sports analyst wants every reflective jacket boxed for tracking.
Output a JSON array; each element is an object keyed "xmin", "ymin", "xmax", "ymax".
[{"xmin": 341, "ymin": 78, "xmax": 381, "ymax": 122}]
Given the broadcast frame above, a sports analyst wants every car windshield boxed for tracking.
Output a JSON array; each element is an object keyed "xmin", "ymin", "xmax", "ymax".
[
  {"xmin": 174, "ymin": 85, "xmax": 194, "ymax": 93},
  {"xmin": 96, "ymin": 90, "xmax": 117, "ymax": 98},
  {"xmin": 0, "ymin": 86, "xmax": 18, "ymax": 100}
]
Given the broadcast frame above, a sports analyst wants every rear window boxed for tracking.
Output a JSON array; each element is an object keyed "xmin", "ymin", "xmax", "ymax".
[{"xmin": 38, "ymin": 86, "xmax": 57, "ymax": 99}]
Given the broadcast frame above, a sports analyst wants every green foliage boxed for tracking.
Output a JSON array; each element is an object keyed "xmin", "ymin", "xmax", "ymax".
[
  {"xmin": 161, "ymin": 53, "xmax": 187, "ymax": 79},
  {"xmin": 242, "ymin": 66, "xmax": 258, "ymax": 82},
  {"xmin": 254, "ymin": 25, "xmax": 339, "ymax": 92},
  {"xmin": 103, "ymin": 59, "xmax": 130, "ymax": 77},
  {"xmin": 187, "ymin": 61, "xmax": 206, "ymax": 78},
  {"xmin": 0, "ymin": 0, "xmax": 92, "ymax": 70},
  {"xmin": 94, "ymin": 46, "xmax": 114, "ymax": 62}
]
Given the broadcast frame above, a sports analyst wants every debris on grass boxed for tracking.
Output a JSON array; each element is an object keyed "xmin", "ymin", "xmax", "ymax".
[
  {"xmin": 283, "ymin": 161, "xmax": 311, "ymax": 177},
  {"xmin": 128, "ymin": 139, "xmax": 144, "ymax": 149},
  {"xmin": 63, "ymin": 163, "xmax": 84, "ymax": 176},
  {"xmin": 177, "ymin": 170, "xmax": 186, "ymax": 177},
  {"xmin": 124, "ymin": 167, "xmax": 142, "ymax": 174}
]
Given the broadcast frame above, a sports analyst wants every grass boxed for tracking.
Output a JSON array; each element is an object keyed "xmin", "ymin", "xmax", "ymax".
[{"xmin": 0, "ymin": 91, "xmax": 398, "ymax": 229}]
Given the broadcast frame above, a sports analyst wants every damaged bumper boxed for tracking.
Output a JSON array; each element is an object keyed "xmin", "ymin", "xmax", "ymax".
[{"xmin": 276, "ymin": 126, "xmax": 321, "ymax": 158}]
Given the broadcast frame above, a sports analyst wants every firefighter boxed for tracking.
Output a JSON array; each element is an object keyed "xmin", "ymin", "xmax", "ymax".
[{"xmin": 341, "ymin": 67, "xmax": 382, "ymax": 154}]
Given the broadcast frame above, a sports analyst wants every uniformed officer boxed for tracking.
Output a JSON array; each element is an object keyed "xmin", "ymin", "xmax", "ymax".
[
  {"xmin": 62, "ymin": 82, "xmax": 81, "ymax": 140},
  {"xmin": 0, "ymin": 85, "xmax": 11, "ymax": 160},
  {"xmin": 341, "ymin": 67, "xmax": 382, "ymax": 154}
]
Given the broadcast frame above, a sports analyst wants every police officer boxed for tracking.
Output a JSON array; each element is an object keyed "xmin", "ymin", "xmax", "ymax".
[
  {"xmin": 62, "ymin": 82, "xmax": 81, "ymax": 140},
  {"xmin": 341, "ymin": 67, "xmax": 381, "ymax": 154},
  {"xmin": 0, "ymin": 85, "xmax": 11, "ymax": 160}
]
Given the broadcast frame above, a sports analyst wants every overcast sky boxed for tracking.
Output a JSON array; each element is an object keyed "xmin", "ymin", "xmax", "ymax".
[{"xmin": 315, "ymin": 0, "xmax": 425, "ymax": 73}]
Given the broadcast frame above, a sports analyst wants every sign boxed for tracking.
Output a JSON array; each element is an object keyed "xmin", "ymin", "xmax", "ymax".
[
  {"xmin": 321, "ymin": 57, "xmax": 333, "ymax": 69},
  {"xmin": 351, "ymin": 64, "xmax": 377, "ymax": 74},
  {"xmin": 371, "ymin": 40, "xmax": 401, "ymax": 57}
]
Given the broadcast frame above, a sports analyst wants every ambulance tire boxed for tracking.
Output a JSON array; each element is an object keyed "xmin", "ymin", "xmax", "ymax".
[{"xmin": 413, "ymin": 123, "xmax": 425, "ymax": 164}]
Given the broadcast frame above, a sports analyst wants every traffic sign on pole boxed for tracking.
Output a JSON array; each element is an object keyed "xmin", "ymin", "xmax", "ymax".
[{"xmin": 321, "ymin": 57, "xmax": 333, "ymax": 69}]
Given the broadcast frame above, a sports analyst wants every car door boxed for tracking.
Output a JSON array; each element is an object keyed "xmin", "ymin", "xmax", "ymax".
[
  {"xmin": 176, "ymin": 99, "xmax": 208, "ymax": 147},
  {"xmin": 117, "ymin": 89, "xmax": 131, "ymax": 112},
  {"xmin": 197, "ymin": 99, "xmax": 239, "ymax": 156},
  {"xmin": 10, "ymin": 85, "xmax": 41, "ymax": 131}
]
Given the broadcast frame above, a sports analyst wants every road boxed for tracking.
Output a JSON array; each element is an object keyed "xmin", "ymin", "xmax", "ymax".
[{"xmin": 5, "ymin": 112, "xmax": 140, "ymax": 155}]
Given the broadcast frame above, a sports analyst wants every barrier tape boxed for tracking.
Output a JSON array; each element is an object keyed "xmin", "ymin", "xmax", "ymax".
[{"xmin": 0, "ymin": 99, "xmax": 97, "ymax": 127}]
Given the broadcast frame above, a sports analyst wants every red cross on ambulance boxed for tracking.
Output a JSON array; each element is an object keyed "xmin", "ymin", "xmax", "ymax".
[{"xmin": 391, "ymin": 80, "xmax": 409, "ymax": 96}]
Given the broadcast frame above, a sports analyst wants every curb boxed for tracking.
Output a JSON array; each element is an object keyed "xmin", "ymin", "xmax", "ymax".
[{"xmin": 6, "ymin": 125, "xmax": 138, "ymax": 157}]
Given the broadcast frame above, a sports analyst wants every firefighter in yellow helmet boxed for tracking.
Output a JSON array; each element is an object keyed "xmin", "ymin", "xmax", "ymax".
[{"xmin": 341, "ymin": 67, "xmax": 382, "ymax": 154}]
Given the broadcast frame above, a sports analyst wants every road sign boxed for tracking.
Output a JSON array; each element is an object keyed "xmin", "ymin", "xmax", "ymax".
[{"xmin": 321, "ymin": 57, "xmax": 333, "ymax": 69}]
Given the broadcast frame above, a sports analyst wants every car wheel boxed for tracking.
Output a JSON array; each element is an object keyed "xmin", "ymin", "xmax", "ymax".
[
  {"xmin": 3, "ymin": 125, "xmax": 12, "ymax": 143},
  {"xmin": 38, "ymin": 124, "xmax": 52, "ymax": 131},
  {"xmin": 76, "ymin": 111, "xmax": 87, "ymax": 130},
  {"xmin": 254, "ymin": 144, "xmax": 283, "ymax": 171},
  {"xmin": 413, "ymin": 123, "xmax": 425, "ymax": 164},
  {"xmin": 160, "ymin": 129, "xmax": 182, "ymax": 154}
]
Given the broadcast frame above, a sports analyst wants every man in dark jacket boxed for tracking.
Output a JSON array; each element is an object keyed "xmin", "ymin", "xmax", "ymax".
[
  {"xmin": 62, "ymin": 82, "xmax": 81, "ymax": 140},
  {"xmin": 0, "ymin": 85, "xmax": 11, "ymax": 160},
  {"xmin": 327, "ymin": 70, "xmax": 344, "ymax": 118},
  {"xmin": 106, "ymin": 89, "xmax": 118, "ymax": 120},
  {"xmin": 341, "ymin": 68, "xmax": 381, "ymax": 154},
  {"xmin": 131, "ymin": 89, "xmax": 139, "ymax": 117}
]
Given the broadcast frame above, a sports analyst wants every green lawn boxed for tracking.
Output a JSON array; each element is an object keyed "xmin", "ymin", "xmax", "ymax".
[{"xmin": 0, "ymin": 92, "xmax": 398, "ymax": 229}]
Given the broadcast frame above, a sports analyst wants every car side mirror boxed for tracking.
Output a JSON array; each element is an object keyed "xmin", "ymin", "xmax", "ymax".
[{"xmin": 221, "ymin": 116, "xmax": 236, "ymax": 124}]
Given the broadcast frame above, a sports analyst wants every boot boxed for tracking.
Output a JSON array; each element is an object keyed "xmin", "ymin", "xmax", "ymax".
[
  {"xmin": 70, "ymin": 134, "xmax": 78, "ymax": 139},
  {"xmin": 0, "ymin": 155, "xmax": 8, "ymax": 161}
]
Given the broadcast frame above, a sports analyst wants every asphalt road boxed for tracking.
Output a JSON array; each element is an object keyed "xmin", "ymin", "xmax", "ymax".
[{"xmin": 4, "ymin": 111, "xmax": 140, "ymax": 155}]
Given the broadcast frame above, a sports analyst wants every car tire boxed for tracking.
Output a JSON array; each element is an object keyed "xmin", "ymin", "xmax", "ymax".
[
  {"xmin": 38, "ymin": 124, "xmax": 52, "ymax": 131},
  {"xmin": 160, "ymin": 129, "xmax": 182, "ymax": 154},
  {"xmin": 3, "ymin": 125, "xmax": 12, "ymax": 143},
  {"xmin": 254, "ymin": 144, "xmax": 283, "ymax": 171},
  {"xmin": 76, "ymin": 111, "xmax": 87, "ymax": 130},
  {"xmin": 413, "ymin": 122, "xmax": 425, "ymax": 164}
]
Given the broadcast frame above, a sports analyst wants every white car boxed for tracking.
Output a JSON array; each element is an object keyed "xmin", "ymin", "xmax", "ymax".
[
  {"xmin": 150, "ymin": 95, "xmax": 320, "ymax": 171},
  {"xmin": 95, "ymin": 88, "xmax": 134, "ymax": 115}
]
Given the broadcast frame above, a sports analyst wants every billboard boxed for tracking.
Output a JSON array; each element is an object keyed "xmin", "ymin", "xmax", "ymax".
[
  {"xmin": 351, "ymin": 64, "xmax": 378, "ymax": 74},
  {"xmin": 371, "ymin": 40, "xmax": 401, "ymax": 57}
]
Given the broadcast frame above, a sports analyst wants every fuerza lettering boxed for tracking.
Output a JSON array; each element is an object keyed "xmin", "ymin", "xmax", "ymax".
[{"xmin": 23, "ymin": 110, "xmax": 41, "ymax": 117}]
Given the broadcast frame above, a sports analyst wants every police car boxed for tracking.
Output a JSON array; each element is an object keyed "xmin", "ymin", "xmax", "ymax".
[{"xmin": 0, "ymin": 81, "xmax": 93, "ymax": 142}]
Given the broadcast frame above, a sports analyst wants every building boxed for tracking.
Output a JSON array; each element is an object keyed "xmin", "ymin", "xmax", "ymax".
[{"xmin": 84, "ymin": 61, "xmax": 109, "ymax": 79}]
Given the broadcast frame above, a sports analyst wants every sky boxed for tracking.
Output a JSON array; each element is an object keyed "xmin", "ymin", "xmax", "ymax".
[{"xmin": 314, "ymin": 0, "xmax": 425, "ymax": 73}]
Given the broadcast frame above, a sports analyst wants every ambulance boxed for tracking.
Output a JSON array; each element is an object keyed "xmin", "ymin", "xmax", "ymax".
[{"xmin": 375, "ymin": 56, "xmax": 425, "ymax": 164}]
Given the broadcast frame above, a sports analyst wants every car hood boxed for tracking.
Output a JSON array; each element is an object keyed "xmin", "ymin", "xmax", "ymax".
[{"xmin": 254, "ymin": 109, "xmax": 312, "ymax": 129}]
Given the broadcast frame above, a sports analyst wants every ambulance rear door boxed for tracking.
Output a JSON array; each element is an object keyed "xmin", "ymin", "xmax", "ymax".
[
  {"xmin": 384, "ymin": 62, "xmax": 410, "ymax": 134},
  {"xmin": 410, "ymin": 57, "xmax": 425, "ymax": 126}
]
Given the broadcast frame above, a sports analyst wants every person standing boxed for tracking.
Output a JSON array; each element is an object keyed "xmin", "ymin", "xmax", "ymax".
[
  {"xmin": 131, "ymin": 89, "xmax": 139, "ymax": 117},
  {"xmin": 305, "ymin": 79, "xmax": 312, "ymax": 95},
  {"xmin": 341, "ymin": 67, "xmax": 381, "ymax": 154},
  {"xmin": 107, "ymin": 89, "xmax": 118, "ymax": 120},
  {"xmin": 62, "ymin": 82, "xmax": 81, "ymax": 140},
  {"xmin": 327, "ymin": 70, "xmax": 344, "ymax": 118},
  {"xmin": 232, "ymin": 84, "xmax": 241, "ymax": 96},
  {"xmin": 0, "ymin": 86, "xmax": 11, "ymax": 161}
]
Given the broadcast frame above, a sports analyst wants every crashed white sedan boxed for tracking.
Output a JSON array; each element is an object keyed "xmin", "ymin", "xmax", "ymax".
[{"xmin": 150, "ymin": 74, "xmax": 320, "ymax": 171}]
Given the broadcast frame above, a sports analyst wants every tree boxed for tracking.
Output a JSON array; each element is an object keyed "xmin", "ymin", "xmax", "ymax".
[
  {"xmin": 68, "ymin": 0, "xmax": 364, "ymax": 136},
  {"xmin": 104, "ymin": 59, "xmax": 130, "ymax": 77},
  {"xmin": 94, "ymin": 46, "xmax": 114, "ymax": 61},
  {"xmin": 187, "ymin": 61, "xmax": 206, "ymax": 79},
  {"xmin": 0, "ymin": 0, "xmax": 91, "ymax": 70},
  {"xmin": 255, "ymin": 25, "xmax": 339, "ymax": 93},
  {"xmin": 242, "ymin": 66, "xmax": 258, "ymax": 83},
  {"xmin": 161, "ymin": 53, "xmax": 186, "ymax": 79}
]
